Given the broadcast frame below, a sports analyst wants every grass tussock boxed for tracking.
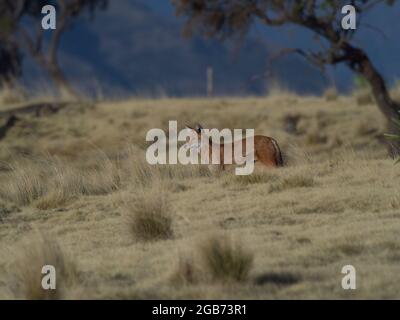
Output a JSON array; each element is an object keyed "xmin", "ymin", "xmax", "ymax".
[
  {"xmin": 127, "ymin": 157, "xmax": 160, "ymax": 188},
  {"xmin": 170, "ymin": 236, "xmax": 253, "ymax": 286},
  {"xmin": 0, "ymin": 164, "xmax": 47, "ymax": 206},
  {"xmin": 199, "ymin": 236, "xmax": 253, "ymax": 283},
  {"xmin": 0, "ymin": 146, "xmax": 209, "ymax": 210},
  {"xmin": 0, "ymin": 154, "xmax": 120, "ymax": 209},
  {"xmin": 78, "ymin": 156, "xmax": 120, "ymax": 195},
  {"xmin": 13, "ymin": 237, "xmax": 78, "ymax": 300},
  {"xmin": 34, "ymin": 190, "xmax": 72, "ymax": 210},
  {"xmin": 127, "ymin": 188, "xmax": 174, "ymax": 242}
]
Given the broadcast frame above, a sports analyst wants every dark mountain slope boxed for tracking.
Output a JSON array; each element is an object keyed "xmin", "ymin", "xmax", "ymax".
[{"xmin": 24, "ymin": 0, "xmax": 327, "ymax": 97}]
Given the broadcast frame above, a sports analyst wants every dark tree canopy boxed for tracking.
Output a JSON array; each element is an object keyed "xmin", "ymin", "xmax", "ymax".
[
  {"xmin": 173, "ymin": 0, "xmax": 400, "ymax": 145},
  {"xmin": 0, "ymin": 0, "xmax": 108, "ymax": 96},
  {"xmin": 0, "ymin": 41, "xmax": 21, "ymax": 84}
]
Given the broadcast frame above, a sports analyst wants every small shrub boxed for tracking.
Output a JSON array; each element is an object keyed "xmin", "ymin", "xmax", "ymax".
[
  {"xmin": 353, "ymin": 75, "xmax": 370, "ymax": 90},
  {"xmin": 323, "ymin": 87, "xmax": 338, "ymax": 101},
  {"xmin": 355, "ymin": 90, "xmax": 374, "ymax": 106},
  {"xmin": 199, "ymin": 236, "xmax": 253, "ymax": 283},
  {"xmin": 128, "ymin": 189, "xmax": 173, "ymax": 242}
]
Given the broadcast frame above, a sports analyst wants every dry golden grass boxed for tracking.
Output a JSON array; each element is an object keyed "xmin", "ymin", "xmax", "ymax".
[
  {"xmin": 323, "ymin": 87, "xmax": 338, "ymax": 101},
  {"xmin": 229, "ymin": 171, "xmax": 279, "ymax": 186},
  {"xmin": 125, "ymin": 153, "xmax": 210, "ymax": 188},
  {"xmin": 0, "ymin": 163, "xmax": 47, "ymax": 206},
  {"xmin": 268, "ymin": 172, "xmax": 315, "ymax": 193},
  {"xmin": 0, "ymin": 85, "xmax": 27, "ymax": 107},
  {"xmin": 0, "ymin": 154, "xmax": 121, "ymax": 209},
  {"xmin": 11, "ymin": 236, "xmax": 78, "ymax": 299},
  {"xmin": 355, "ymin": 89, "xmax": 375, "ymax": 106},
  {"xmin": 1, "ymin": 93, "xmax": 400, "ymax": 299},
  {"xmin": 170, "ymin": 256, "xmax": 201, "ymax": 286},
  {"xmin": 34, "ymin": 190, "xmax": 71, "ymax": 211}
]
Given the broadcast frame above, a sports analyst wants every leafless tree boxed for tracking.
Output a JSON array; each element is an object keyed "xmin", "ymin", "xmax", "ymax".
[
  {"xmin": 1, "ymin": 0, "xmax": 107, "ymax": 99},
  {"xmin": 172, "ymin": 0, "xmax": 400, "ymax": 149}
]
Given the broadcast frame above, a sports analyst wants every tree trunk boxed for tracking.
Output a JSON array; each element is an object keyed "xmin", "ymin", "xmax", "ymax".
[
  {"xmin": 345, "ymin": 45, "xmax": 400, "ymax": 155},
  {"xmin": 29, "ymin": 47, "xmax": 77, "ymax": 100},
  {"xmin": 47, "ymin": 63, "xmax": 77, "ymax": 100}
]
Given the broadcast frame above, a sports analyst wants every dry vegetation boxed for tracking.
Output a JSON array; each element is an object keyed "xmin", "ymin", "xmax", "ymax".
[
  {"xmin": 11, "ymin": 236, "xmax": 79, "ymax": 300},
  {"xmin": 0, "ymin": 92, "xmax": 399, "ymax": 299},
  {"xmin": 126, "ymin": 187, "xmax": 174, "ymax": 242}
]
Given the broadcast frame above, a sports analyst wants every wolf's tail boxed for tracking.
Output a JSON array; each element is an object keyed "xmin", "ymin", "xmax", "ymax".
[{"xmin": 271, "ymin": 138, "xmax": 284, "ymax": 167}]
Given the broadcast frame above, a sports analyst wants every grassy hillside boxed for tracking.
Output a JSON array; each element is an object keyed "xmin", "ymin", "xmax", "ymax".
[{"xmin": 0, "ymin": 94, "xmax": 399, "ymax": 299}]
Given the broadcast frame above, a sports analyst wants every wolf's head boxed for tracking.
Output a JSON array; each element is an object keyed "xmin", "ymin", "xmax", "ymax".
[{"xmin": 183, "ymin": 123, "xmax": 204, "ymax": 152}]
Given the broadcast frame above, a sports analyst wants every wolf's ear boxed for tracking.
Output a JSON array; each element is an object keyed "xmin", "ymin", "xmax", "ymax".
[{"xmin": 194, "ymin": 123, "xmax": 203, "ymax": 134}]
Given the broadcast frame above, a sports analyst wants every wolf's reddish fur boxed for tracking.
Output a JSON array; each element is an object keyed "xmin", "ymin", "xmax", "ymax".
[{"xmin": 187, "ymin": 124, "xmax": 283, "ymax": 170}]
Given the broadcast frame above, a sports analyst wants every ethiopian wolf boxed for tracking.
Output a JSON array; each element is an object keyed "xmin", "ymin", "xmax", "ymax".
[
  {"xmin": 146, "ymin": 121, "xmax": 283, "ymax": 175},
  {"xmin": 184, "ymin": 123, "xmax": 283, "ymax": 173}
]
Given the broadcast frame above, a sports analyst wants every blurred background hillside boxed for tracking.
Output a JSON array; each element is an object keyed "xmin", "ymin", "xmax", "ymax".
[{"xmin": 18, "ymin": 0, "xmax": 400, "ymax": 98}]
